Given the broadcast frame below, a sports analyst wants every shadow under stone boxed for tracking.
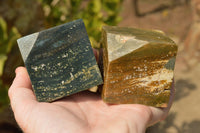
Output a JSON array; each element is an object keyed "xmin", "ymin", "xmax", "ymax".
[
  {"xmin": 175, "ymin": 79, "xmax": 197, "ymax": 101},
  {"xmin": 146, "ymin": 112, "xmax": 178, "ymax": 133},
  {"xmin": 147, "ymin": 112, "xmax": 200, "ymax": 133}
]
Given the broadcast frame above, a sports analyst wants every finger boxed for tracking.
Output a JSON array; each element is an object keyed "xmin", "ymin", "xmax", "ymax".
[
  {"xmin": 10, "ymin": 66, "xmax": 32, "ymax": 89},
  {"xmin": 148, "ymin": 81, "xmax": 175, "ymax": 126},
  {"xmin": 8, "ymin": 67, "xmax": 37, "ymax": 113},
  {"xmin": 93, "ymin": 48, "xmax": 99, "ymax": 63}
]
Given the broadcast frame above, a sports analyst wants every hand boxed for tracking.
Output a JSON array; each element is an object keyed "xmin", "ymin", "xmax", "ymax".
[{"xmin": 8, "ymin": 67, "xmax": 174, "ymax": 133}]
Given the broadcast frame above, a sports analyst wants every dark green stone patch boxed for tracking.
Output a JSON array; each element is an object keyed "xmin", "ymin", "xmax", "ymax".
[{"xmin": 17, "ymin": 19, "xmax": 103, "ymax": 102}]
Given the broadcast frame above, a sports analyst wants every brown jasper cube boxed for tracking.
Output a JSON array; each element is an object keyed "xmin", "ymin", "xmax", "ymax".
[{"xmin": 101, "ymin": 26, "xmax": 178, "ymax": 107}]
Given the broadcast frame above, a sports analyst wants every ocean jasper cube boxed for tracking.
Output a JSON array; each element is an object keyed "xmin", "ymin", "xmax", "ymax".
[{"xmin": 101, "ymin": 26, "xmax": 177, "ymax": 107}]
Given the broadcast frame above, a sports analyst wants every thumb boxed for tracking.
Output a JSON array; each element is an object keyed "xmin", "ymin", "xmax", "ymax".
[{"xmin": 8, "ymin": 67, "xmax": 37, "ymax": 114}]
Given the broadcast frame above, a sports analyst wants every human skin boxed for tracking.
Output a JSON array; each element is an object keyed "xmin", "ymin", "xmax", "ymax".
[
  {"xmin": 8, "ymin": 66, "xmax": 174, "ymax": 133},
  {"xmin": 8, "ymin": 49, "xmax": 174, "ymax": 133}
]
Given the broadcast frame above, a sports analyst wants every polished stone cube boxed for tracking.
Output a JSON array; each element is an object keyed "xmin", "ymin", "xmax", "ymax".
[
  {"xmin": 101, "ymin": 26, "xmax": 178, "ymax": 107},
  {"xmin": 17, "ymin": 19, "xmax": 103, "ymax": 102}
]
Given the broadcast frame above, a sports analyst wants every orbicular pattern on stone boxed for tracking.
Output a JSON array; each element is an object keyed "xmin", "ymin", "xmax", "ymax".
[
  {"xmin": 17, "ymin": 19, "xmax": 103, "ymax": 102},
  {"xmin": 102, "ymin": 26, "xmax": 178, "ymax": 107}
]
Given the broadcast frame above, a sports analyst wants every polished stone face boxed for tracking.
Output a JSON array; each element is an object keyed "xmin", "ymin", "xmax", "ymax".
[
  {"xmin": 102, "ymin": 26, "xmax": 178, "ymax": 107},
  {"xmin": 17, "ymin": 19, "xmax": 103, "ymax": 102}
]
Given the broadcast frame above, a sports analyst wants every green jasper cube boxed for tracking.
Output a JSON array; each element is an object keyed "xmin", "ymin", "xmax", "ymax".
[{"xmin": 17, "ymin": 19, "xmax": 103, "ymax": 102}]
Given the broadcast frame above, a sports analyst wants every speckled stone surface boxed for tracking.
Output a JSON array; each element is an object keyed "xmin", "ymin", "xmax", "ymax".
[
  {"xmin": 17, "ymin": 19, "xmax": 103, "ymax": 102},
  {"xmin": 102, "ymin": 26, "xmax": 178, "ymax": 107}
]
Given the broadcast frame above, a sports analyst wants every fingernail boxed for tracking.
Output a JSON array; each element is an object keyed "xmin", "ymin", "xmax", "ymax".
[{"xmin": 93, "ymin": 49, "xmax": 98, "ymax": 61}]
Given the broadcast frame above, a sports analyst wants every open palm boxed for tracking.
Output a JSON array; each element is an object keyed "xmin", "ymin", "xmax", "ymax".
[{"xmin": 9, "ymin": 67, "xmax": 174, "ymax": 133}]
